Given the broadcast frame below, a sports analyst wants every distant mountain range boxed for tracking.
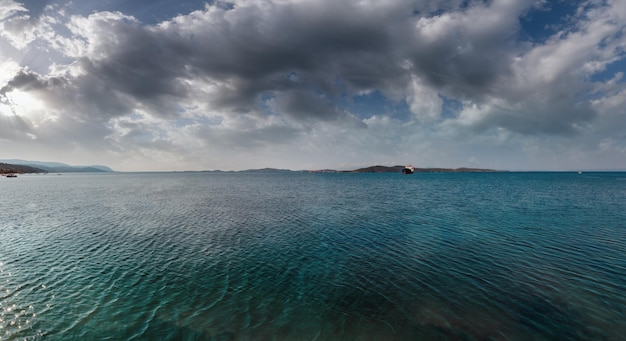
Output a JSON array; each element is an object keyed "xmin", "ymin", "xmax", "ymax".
[
  {"xmin": 207, "ymin": 165, "xmax": 504, "ymax": 173},
  {"xmin": 1, "ymin": 160, "xmax": 502, "ymax": 175},
  {"xmin": 345, "ymin": 165, "xmax": 503, "ymax": 173},
  {"xmin": 0, "ymin": 159, "xmax": 114, "ymax": 173}
]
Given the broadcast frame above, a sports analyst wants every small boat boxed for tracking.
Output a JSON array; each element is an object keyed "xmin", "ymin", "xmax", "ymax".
[
  {"xmin": 5, "ymin": 174, "xmax": 17, "ymax": 178},
  {"xmin": 401, "ymin": 165, "xmax": 415, "ymax": 174}
]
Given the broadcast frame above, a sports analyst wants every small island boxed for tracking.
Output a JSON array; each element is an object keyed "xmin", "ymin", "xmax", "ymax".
[
  {"xmin": 311, "ymin": 165, "xmax": 504, "ymax": 173},
  {"xmin": 203, "ymin": 165, "xmax": 505, "ymax": 173}
]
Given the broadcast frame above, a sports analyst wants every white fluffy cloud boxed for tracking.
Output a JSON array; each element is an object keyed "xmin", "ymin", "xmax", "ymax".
[{"xmin": 0, "ymin": 0, "xmax": 625, "ymax": 170}]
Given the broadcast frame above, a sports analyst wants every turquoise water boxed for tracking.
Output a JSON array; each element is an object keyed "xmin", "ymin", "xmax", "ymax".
[{"xmin": 1, "ymin": 172, "xmax": 625, "ymax": 340}]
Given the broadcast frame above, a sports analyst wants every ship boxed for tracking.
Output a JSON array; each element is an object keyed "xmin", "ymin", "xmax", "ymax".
[{"xmin": 401, "ymin": 165, "xmax": 415, "ymax": 174}]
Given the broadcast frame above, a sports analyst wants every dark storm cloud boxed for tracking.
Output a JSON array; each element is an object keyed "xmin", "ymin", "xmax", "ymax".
[
  {"xmin": 0, "ymin": 69, "xmax": 46, "ymax": 94},
  {"xmin": 1, "ymin": 67, "xmax": 134, "ymax": 119},
  {"xmin": 2, "ymin": 0, "xmax": 626, "ymax": 171},
  {"xmin": 48, "ymin": 1, "xmax": 415, "ymax": 121},
  {"xmin": 409, "ymin": 2, "xmax": 527, "ymax": 100},
  {"xmin": 6, "ymin": 0, "xmax": 623, "ymax": 142},
  {"xmin": 63, "ymin": 0, "xmax": 539, "ymax": 125},
  {"xmin": 270, "ymin": 90, "xmax": 342, "ymax": 122},
  {"xmin": 184, "ymin": 1, "xmax": 392, "ymax": 80},
  {"xmin": 81, "ymin": 21, "xmax": 191, "ymax": 101},
  {"xmin": 161, "ymin": 0, "xmax": 409, "ymax": 115}
]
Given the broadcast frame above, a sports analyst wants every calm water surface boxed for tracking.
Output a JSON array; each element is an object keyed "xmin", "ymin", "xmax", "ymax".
[{"xmin": 1, "ymin": 172, "xmax": 625, "ymax": 340}]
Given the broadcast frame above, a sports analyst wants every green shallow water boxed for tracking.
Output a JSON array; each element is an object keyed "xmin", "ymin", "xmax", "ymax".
[{"xmin": 1, "ymin": 172, "xmax": 625, "ymax": 340}]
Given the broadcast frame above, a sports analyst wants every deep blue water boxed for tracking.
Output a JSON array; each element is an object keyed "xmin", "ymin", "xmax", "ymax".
[{"xmin": 1, "ymin": 172, "xmax": 625, "ymax": 340}]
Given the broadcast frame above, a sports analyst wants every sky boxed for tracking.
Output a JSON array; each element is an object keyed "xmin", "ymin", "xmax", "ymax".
[{"xmin": 1, "ymin": 0, "xmax": 625, "ymax": 171}]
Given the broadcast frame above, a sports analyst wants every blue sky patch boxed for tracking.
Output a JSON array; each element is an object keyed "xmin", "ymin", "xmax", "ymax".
[{"xmin": 519, "ymin": 0, "xmax": 583, "ymax": 43}]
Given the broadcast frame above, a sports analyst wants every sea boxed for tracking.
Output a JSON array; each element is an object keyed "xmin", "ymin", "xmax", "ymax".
[{"xmin": 1, "ymin": 171, "xmax": 625, "ymax": 340}]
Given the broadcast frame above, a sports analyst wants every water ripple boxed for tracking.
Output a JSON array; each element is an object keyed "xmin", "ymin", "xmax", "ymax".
[{"xmin": 1, "ymin": 172, "xmax": 625, "ymax": 339}]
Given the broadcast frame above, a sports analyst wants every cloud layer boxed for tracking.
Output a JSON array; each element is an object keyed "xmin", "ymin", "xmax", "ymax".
[{"xmin": 1, "ymin": 0, "xmax": 625, "ymax": 170}]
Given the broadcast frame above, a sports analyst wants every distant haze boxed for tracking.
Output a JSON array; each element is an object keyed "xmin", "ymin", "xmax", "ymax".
[{"xmin": 0, "ymin": 159, "xmax": 114, "ymax": 172}]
